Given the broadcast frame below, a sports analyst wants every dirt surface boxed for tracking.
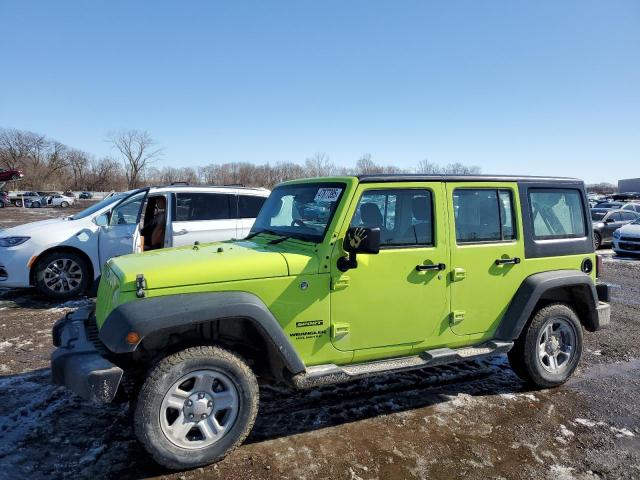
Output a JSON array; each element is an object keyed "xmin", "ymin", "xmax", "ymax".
[{"xmin": 1, "ymin": 207, "xmax": 639, "ymax": 479}]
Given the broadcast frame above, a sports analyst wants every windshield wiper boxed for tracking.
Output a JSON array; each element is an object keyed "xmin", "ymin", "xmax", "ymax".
[{"xmin": 244, "ymin": 229, "xmax": 286, "ymax": 241}]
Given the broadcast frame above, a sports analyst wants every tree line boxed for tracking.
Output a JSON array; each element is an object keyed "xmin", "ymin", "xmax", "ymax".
[{"xmin": 0, "ymin": 127, "xmax": 481, "ymax": 191}]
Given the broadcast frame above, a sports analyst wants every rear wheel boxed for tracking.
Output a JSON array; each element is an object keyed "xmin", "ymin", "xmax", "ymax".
[
  {"xmin": 594, "ymin": 232, "xmax": 602, "ymax": 249},
  {"xmin": 31, "ymin": 201, "xmax": 41, "ymax": 208},
  {"xmin": 60, "ymin": 201, "xmax": 69, "ymax": 208},
  {"xmin": 34, "ymin": 250, "xmax": 90, "ymax": 299},
  {"xmin": 134, "ymin": 346, "xmax": 259, "ymax": 470},
  {"xmin": 11, "ymin": 174, "xmax": 19, "ymax": 180},
  {"xmin": 508, "ymin": 303, "xmax": 583, "ymax": 388},
  {"xmin": 14, "ymin": 199, "xmax": 23, "ymax": 207}
]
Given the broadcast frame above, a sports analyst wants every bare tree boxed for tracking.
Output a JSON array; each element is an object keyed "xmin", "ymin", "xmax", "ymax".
[
  {"xmin": 106, "ymin": 130, "xmax": 162, "ymax": 188},
  {"xmin": 304, "ymin": 152, "xmax": 335, "ymax": 177}
]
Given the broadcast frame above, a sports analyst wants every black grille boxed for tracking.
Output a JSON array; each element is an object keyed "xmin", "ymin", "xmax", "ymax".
[
  {"xmin": 620, "ymin": 236, "xmax": 640, "ymax": 243},
  {"xmin": 85, "ymin": 317, "xmax": 109, "ymax": 354},
  {"xmin": 619, "ymin": 242, "xmax": 640, "ymax": 251}
]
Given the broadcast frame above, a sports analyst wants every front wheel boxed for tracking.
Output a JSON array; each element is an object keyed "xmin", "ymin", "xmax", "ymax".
[
  {"xmin": 508, "ymin": 303, "xmax": 583, "ymax": 388},
  {"xmin": 60, "ymin": 201, "xmax": 69, "ymax": 208},
  {"xmin": 31, "ymin": 201, "xmax": 41, "ymax": 208},
  {"xmin": 134, "ymin": 346, "xmax": 259, "ymax": 470},
  {"xmin": 34, "ymin": 250, "xmax": 90, "ymax": 299}
]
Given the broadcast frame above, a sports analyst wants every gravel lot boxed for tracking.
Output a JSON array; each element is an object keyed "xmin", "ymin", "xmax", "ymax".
[{"xmin": 1, "ymin": 207, "xmax": 639, "ymax": 480}]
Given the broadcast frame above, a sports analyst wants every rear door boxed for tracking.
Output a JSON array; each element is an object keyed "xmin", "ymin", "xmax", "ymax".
[
  {"xmin": 447, "ymin": 183, "xmax": 525, "ymax": 336},
  {"xmin": 237, "ymin": 194, "xmax": 267, "ymax": 237},
  {"xmin": 171, "ymin": 192, "xmax": 238, "ymax": 246}
]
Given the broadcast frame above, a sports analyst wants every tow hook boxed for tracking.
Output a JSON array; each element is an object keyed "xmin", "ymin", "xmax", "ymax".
[{"xmin": 136, "ymin": 274, "xmax": 146, "ymax": 298}]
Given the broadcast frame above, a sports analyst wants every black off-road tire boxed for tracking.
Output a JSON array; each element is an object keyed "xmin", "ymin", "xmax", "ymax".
[
  {"xmin": 593, "ymin": 232, "xmax": 602, "ymax": 250},
  {"xmin": 508, "ymin": 303, "xmax": 583, "ymax": 388},
  {"xmin": 134, "ymin": 346, "xmax": 259, "ymax": 470},
  {"xmin": 34, "ymin": 250, "xmax": 90, "ymax": 299}
]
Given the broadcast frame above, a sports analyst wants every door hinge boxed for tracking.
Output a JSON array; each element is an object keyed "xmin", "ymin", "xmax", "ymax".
[
  {"xmin": 452, "ymin": 267, "xmax": 466, "ymax": 282},
  {"xmin": 331, "ymin": 275, "xmax": 350, "ymax": 290},
  {"xmin": 331, "ymin": 322, "xmax": 350, "ymax": 339},
  {"xmin": 450, "ymin": 311, "xmax": 465, "ymax": 325}
]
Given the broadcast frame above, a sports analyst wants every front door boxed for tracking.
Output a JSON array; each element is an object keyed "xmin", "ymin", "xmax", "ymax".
[
  {"xmin": 330, "ymin": 183, "xmax": 449, "ymax": 351},
  {"xmin": 98, "ymin": 191, "xmax": 147, "ymax": 265},
  {"xmin": 447, "ymin": 183, "xmax": 525, "ymax": 336}
]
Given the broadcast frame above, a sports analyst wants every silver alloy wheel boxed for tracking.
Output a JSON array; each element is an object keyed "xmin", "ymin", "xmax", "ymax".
[
  {"xmin": 43, "ymin": 258, "xmax": 83, "ymax": 293},
  {"xmin": 159, "ymin": 369, "xmax": 240, "ymax": 449},
  {"xmin": 537, "ymin": 317, "xmax": 576, "ymax": 373}
]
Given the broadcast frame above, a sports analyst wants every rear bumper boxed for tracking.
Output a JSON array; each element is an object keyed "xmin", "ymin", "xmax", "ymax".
[
  {"xmin": 51, "ymin": 305, "xmax": 123, "ymax": 403},
  {"xmin": 594, "ymin": 282, "xmax": 611, "ymax": 330}
]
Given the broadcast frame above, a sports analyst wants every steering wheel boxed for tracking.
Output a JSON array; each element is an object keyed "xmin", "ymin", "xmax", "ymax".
[{"xmin": 291, "ymin": 218, "xmax": 307, "ymax": 227}]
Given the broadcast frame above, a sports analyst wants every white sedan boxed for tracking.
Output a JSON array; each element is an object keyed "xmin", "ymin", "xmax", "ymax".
[
  {"xmin": 0, "ymin": 185, "xmax": 268, "ymax": 299},
  {"xmin": 49, "ymin": 194, "xmax": 75, "ymax": 207}
]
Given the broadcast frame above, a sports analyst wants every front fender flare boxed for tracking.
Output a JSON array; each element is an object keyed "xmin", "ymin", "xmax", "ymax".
[{"xmin": 98, "ymin": 291, "xmax": 305, "ymax": 375}]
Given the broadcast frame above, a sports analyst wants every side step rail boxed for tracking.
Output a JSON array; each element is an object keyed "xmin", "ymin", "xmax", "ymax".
[{"xmin": 291, "ymin": 340, "xmax": 513, "ymax": 389}]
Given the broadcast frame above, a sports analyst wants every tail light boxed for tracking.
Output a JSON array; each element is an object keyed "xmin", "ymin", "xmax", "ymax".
[{"xmin": 595, "ymin": 254, "xmax": 603, "ymax": 278}]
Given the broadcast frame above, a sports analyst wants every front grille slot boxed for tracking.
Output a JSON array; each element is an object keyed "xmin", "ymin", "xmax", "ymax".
[{"xmin": 85, "ymin": 317, "xmax": 109, "ymax": 355}]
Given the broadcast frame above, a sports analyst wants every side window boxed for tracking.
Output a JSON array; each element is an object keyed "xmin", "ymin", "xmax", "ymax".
[
  {"xmin": 454, "ymin": 189, "xmax": 515, "ymax": 243},
  {"xmin": 621, "ymin": 212, "xmax": 637, "ymax": 221},
  {"xmin": 528, "ymin": 189, "xmax": 586, "ymax": 239},
  {"xmin": 350, "ymin": 189, "xmax": 434, "ymax": 247},
  {"xmin": 174, "ymin": 193, "xmax": 232, "ymax": 221},
  {"xmin": 238, "ymin": 195, "xmax": 266, "ymax": 219},
  {"xmin": 109, "ymin": 192, "xmax": 145, "ymax": 226}
]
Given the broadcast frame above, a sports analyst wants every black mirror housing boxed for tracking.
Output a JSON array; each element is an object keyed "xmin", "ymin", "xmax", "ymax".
[
  {"xmin": 338, "ymin": 227, "xmax": 381, "ymax": 272},
  {"xmin": 343, "ymin": 227, "xmax": 381, "ymax": 254}
]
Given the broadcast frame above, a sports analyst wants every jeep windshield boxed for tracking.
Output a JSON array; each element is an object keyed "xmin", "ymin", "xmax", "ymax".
[{"xmin": 249, "ymin": 182, "xmax": 345, "ymax": 243}]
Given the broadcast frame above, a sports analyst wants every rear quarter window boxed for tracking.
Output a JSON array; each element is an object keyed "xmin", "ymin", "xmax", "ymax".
[{"xmin": 529, "ymin": 189, "xmax": 586, "ymax": 240}]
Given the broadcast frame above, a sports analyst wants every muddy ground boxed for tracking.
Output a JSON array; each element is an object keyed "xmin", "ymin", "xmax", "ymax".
[{"xmin": 1, "ymin": 207, "xmax": 639, "ymax": 479}]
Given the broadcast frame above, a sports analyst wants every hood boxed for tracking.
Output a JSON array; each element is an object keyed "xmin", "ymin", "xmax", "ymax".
[
  {"xmin": 0, "ymin": 217, "xmax": 75, "ymax": 236},
  {"xmin": 109, "ymin": 241, "xmax": 293, "ymax": 291},
  {"xmin": 618, "ymin": 223, "xmax": 640, "ymax": 237}
]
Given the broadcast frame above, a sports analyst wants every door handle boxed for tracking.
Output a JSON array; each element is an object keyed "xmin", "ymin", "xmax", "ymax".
[
  {"xmin": 174, "ymin": 229, "xmax": 189, "ymax": 236},
  {"xmin": 495, "ymin": 257, "xmax": 521, "ymax": 266},
  {"xmin": 416, "ymin": 263, "xmax": 446, "ymax": 272}
]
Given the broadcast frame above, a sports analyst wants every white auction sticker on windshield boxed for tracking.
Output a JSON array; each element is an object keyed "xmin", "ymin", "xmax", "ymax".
[{"xmin": 314, "ymin": 188, "xmax": 342, "ymax": 202}]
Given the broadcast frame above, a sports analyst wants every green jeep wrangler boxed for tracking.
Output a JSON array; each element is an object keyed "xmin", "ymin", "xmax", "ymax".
[{"xmin": 52, "ymin": 175, "xmax": 610, "ymax": 469}]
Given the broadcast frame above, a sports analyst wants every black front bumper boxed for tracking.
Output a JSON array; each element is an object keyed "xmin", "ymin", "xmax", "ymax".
[{"xmin": 51, "ymin": 306, "xmax": 123, "ymax": 403}]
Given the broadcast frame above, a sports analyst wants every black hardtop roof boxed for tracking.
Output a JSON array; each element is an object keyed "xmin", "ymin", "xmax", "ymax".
[{"xmin": 357, "ymin": 174, "xmax": 583, "ymax": 184}]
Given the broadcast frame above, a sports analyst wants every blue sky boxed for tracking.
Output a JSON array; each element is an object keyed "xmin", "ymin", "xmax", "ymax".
[{"xmin": 1, "ymin": 1, "xmax": 638, "ymax": 184}]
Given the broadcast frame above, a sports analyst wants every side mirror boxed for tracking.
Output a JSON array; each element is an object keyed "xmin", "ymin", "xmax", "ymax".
[
  {"xmin": 337, "ymin": 227, "xmax": 380, "ymax": 272},
  {"xmin": 94, "ymin": 213, "xmax": 109, "ymax": 226}
]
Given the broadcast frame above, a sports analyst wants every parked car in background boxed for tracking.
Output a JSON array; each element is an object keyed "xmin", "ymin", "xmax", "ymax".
[
  {"xmin": 49, "ymin": 194, "xmax": 75, "ymax": 207},
  {"xmin": 0, "ymin": 185, "xmax": 269, "ymax": 299},
  {"xmin": 24, "ymin": 195, "xmax": 49, "ymax": 208},
  {"xmin": 0, "ymin": 168, "xmax": 23, "ymax": 182},
  {"xmin": 592, "ymin": 208, "xmax": 640, "ymax": 249},
  {"xmin": 79, "ymin": 191, "xmax": 93, "ymax": 199},
  {"xmin": 612, "ymin": 217, "xmax": 640, "ymax": 256},
  {"xmin": 594, "ymin": 201, "xmax": 624, "ymax": 209},
  {"xmin": 9, "ymin": 191, "xmax": 45, "ymax": 207},
  {"xmin": 621, "ymin": 202, "xmax": 640, "ymax": 214}
]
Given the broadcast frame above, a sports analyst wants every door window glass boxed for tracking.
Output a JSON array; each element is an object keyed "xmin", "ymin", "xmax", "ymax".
[
  {"xmin": 175, "ymin": 193, "xmax": 232, "ymax": 221},
  {"xmin": 529, "ymin": 189, "xmax": 586, "ymax": 239},
  {"xmin": 351, "ymin": 189, "xmax": 434, "ymax": 247},
  {"xmin": 621, "ymin": 212, "xmax": 638, "ymax": 221},
  {"xmin": 238, "ymin": 195, "xmax": 266, "ymax": 219},
  {"xmin": 454, "ymin": 189, "xmax": 515, "ymax": 243},
  {"xmin": 109, "ymin": 192, "xmax": 145, "ymax": 226}
]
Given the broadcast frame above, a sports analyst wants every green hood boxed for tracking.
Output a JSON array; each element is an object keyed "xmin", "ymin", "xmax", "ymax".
[{"xmin": 108, "ymin": 240, "xmax": 319, "ymax": 292}]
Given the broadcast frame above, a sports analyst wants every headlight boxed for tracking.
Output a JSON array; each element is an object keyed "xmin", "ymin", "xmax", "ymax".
[
  {"xmin": 596, "ymin": 222, "xmax": 605, "ymax": 228},
  {"xmin": 0, "ymin": 236, "xmax": 30, "ymax": 247},
  {"xmin": 613, "ymin": 229, "xmax": 621, "ymax": 238}
]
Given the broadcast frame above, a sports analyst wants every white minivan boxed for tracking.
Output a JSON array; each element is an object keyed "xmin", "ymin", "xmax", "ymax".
[{"xmin": 0, "ymin": 185, "xmax": 269, "ymax": 299}]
